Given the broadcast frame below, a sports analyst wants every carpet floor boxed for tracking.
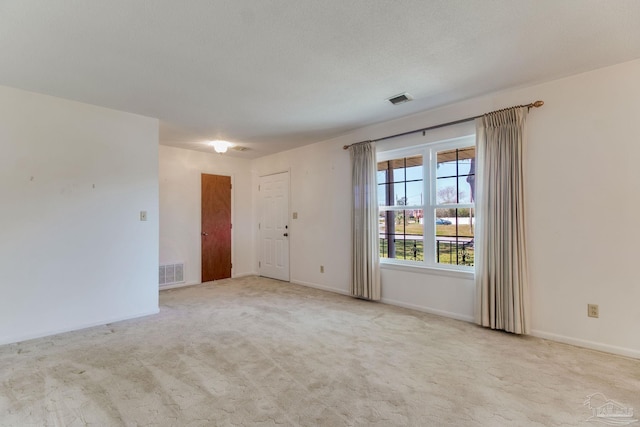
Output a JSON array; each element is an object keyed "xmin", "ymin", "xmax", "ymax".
[{"xmin": 1, "ymin": 276, "xmax": 638, "ymax": 426}]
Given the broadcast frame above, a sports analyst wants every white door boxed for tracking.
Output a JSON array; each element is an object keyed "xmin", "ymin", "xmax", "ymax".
[{"xmin": 259, "ymin": 172, "xmax": 290, "ymax": 281}]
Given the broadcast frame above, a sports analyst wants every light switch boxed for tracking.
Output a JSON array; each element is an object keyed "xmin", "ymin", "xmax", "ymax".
[
  {"xmin": 293, "ymin": 212, "xmax": 298, "ymax": 219},
  {"xmin": 140, "ymin": 211, "xmax": 147, "ymax": 221}
]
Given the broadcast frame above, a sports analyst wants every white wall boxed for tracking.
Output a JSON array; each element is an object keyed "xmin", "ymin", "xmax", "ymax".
[
  {"xmin": 522, "ymin": 60, "xmax": 640, "ymax": 358},
  {"xmin": 252, "ymin": 58, "xmax": 640, "ymax": 358},
  {"xmin": 0, "ymin": 85, "xmax": 159, "ymax": 345},
  {"xmin": 159, "ymin": 145, "xmax": 254, "ymax": 284},
  {"xmin": 252, "ymin": 140, "xmax": 351, "ymax": 292}
]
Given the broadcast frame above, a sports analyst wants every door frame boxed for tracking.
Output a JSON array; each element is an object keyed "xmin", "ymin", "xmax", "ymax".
[
  {"xmin": 200, "ymin": 172, "xmax": 234, "ymax": 282},
  {"xmin": 258, "ymin": 169, "xmax": 290, "ymax": 281}
]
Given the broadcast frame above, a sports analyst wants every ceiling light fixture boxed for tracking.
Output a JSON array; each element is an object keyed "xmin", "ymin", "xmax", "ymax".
[{"xmin": 209, "ymin": 140, "xmax": 234, "ymax": 153}]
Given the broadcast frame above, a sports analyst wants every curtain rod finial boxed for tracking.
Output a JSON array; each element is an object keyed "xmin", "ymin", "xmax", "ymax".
[
  {"xmin": 343, "ymin": 145, "xmax": 349, "ymax": 150},
  {"xmin": 532, "ymin": 100, "xmax": 544, "ymax": 108}
]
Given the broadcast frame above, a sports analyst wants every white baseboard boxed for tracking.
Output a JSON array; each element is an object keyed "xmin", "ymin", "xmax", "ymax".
[
  {"xmin": 290, "ymin": 280, "xmax": 474, "ymax": 323},
  {"xmin": 159, "ymin": 273, "xmax": 258, "ymax": 291},
  {"xmin": 380, "ymin": 297, "xmax": 475, "ymax": 323},
  {"xmin": 232, "ymin": 271, "xmax": 258, "ymax": 279},
  {"xmin": 0, "ymin": 308, "xmax": 160, "ymax": 347},
  {"xmin": 290, "ymin": 279, "xmax": 351, "ymax": 296},
  {"xmin": 530, "ymin": 329, "xmax": 640, "ymax": 360},
  {"xmin": 159, "ymin": 280, "xmax": 199, "ymax": 291}
]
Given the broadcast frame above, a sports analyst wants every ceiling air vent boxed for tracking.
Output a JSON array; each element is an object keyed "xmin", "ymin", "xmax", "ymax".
[{"xmin": 387, "ymin": 93, "xmax": 413, "ymax": 105}]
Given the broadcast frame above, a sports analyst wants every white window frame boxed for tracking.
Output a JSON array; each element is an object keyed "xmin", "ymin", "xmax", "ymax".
[{"xmin": 377, "ymin": 135, "xmax": 475, "ymax": 273}]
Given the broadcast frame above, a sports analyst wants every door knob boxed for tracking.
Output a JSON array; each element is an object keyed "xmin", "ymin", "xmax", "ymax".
[
  {"xmin": 283, "ymin": 233, "xmax": 288, "ymax": 237},
  {"xmin": 201, "ymin": 232, "xmax": 208, "ymax": 236}
]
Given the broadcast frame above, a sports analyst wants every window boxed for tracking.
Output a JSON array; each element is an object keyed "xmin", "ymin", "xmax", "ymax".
[
  {"xmin": 377, "ymin": 155, "xmax": 424, "ymax": 261},
  {"xmin": 377, "ymin": 136, "xmax": 475, "ymax": 271}
]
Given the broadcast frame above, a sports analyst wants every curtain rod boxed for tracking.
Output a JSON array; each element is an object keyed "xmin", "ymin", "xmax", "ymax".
[{"xmin": 342, "ymin": 100, "xmax": 544, "ymax": 150}]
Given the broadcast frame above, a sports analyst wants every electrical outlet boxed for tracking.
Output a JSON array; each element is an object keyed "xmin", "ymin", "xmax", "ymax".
[
  {"xmin": 587, "ymin": 304, "xmax": 599, "ymax": 318},
  {"xmin": 320, "ymin": 265, "xmax": 324, "ymax": 273}
]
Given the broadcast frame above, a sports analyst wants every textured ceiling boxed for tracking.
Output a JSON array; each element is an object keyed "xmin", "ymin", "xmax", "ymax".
[{"xmin": 2, "ymin": 1, "xmax": 640, "ymax": 158}]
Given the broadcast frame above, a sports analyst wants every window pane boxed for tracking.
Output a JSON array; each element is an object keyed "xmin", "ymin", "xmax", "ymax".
[
  {"xmin": 392, "ymin": 161, "xmax": 405, "ymax": 183},
  {"xmin": 436, "ymin": 145, "xmax": 475, "ymax": 204},
  {"xmin": 436, "ymin": 177, "xmax": 457, "ymax": 204},
  {"xmin": 405, "ymin": 155, "xmax": 423, "ymax": 180},
  {"xmin": 435, "ymin": 208, "xmax": 474, "ymax": 266},
  {"xmin": 406, "ymin": 166, "xmax": 421, "ymax": 181},
  {"xmin": 378, "ymin": 179, "xmax": 413, "ymax": 206},
  {"xmin": 458, "ymin": 147, "xmax": 476, "ymax": 168},
  {"xmin": 377, "ymin": 169, "xmax": 387, "ymax": 184},
  {"xmin": 436, "ymin": 147, "xmax": 475, "ymax": 177},
  {"xmin": 436, "ymin": 149, "xmax": 458, "ymax": 178},
  {"xmin": 467, "ymin": 172, "xmax": 476, "ymax": 203},
  {"xmin": 380, "ymin": 183, "xmax": 429, "ymax": 206},
  {"xmin": 457, "ymin": 176, "xmax": 473, "ymax": 204},
  {"xmin": 405, "ymin": 155, "xmax": 423, "ymax": 167},
  {"xmin": 378, "ymin": 211, "xmax": 387, "ymax": 234},
  {"xmin": 405, "ymin": 209, "xmax": 423, "ymax": 235},
  {"xmin": 377, "ymin": 184, "xmax": 389, "ymax": 206},
  {"xmin": 377, "ymin": 154, "xmax": 424, "ymax": 262},
  {"xmin": 379, "ymin": 210, "xmax": 394, "ymax": 258},
  {"xmin": 389, "ymin": 236, "xmax": 423, "ymax": 261},
  {"xmin": 392, "ymin": 182, "xmax": 406, "ymax": 206},
  {"xmin": 379, "ymin": 209, "xmax": 423, "ymax": 261},
  {"xmin": 458, "ymin": 149, "xmax": 475, "ymax": 203},
  {"xmin": 405, "ymin": 181, "xmax": 423, "ymax": 206}
]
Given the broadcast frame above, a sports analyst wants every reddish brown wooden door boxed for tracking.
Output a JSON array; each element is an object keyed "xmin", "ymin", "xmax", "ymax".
[{"xmin": 201, "ymin": 174, "xmax": 232, "ymax": 281}]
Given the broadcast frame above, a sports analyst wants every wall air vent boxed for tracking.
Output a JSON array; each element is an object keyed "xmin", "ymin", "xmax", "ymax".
[
  {"xmin": 159, "ymin": 263, "xmax": 184, "ymax": 287},
  {"xmin": 387, "ymin": 93, "xmax": 413, "ymax": 105}
]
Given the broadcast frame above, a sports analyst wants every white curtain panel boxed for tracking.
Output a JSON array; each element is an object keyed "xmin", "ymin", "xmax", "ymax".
[
  {"xmin": 475, "ymin": 108, "xmax": 530, "ymax": 334},
  {"xmin": 349, "ymin": 142, "xmax": 381, "ymax": 301}
]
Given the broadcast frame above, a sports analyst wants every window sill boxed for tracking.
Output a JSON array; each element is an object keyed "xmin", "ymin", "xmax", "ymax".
[{"xmin": 380, "ymin": 259, "xmax": 474, "ymax": 280}]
